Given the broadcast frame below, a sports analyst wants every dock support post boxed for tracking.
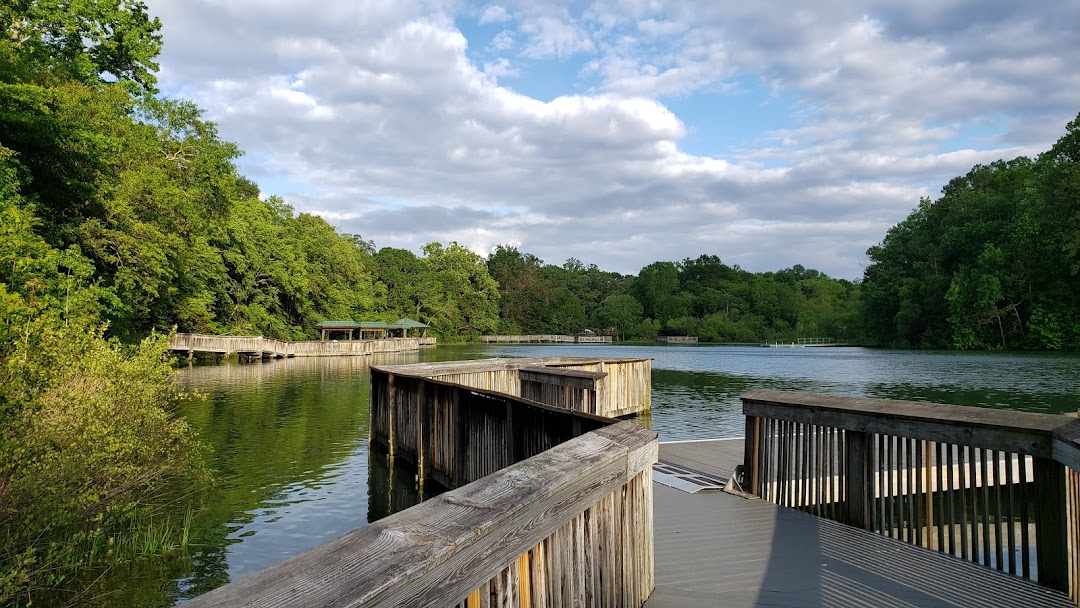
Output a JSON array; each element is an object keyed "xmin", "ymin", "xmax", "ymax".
[
  {"xmin": 743, "ymin": 416, "xmax": 761, "ymax": 495},
  {"xmin": 387, "ymin": 374, "xmax": 396, "ymax": 459},
  {"xmin": 845, "ymin": 430, "xmax": 872, "ymax": 530},
  {"xmin": 1035, "ymin": 456, "xmax": 1068, "ymax": 592}
]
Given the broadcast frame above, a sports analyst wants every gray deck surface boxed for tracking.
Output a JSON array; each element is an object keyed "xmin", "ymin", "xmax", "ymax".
[
  {"xmin": 658, "ymin": 438, "xmax": 745, "ymax": 482},
  {"xmin": 648, "ymin": 440, "xmax": 1074, "ymax": 607}
]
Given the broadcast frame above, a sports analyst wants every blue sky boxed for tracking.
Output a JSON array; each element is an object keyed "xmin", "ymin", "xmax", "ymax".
[{"xmin": 146, "ymin": 0, "xmax": 1080, "ymax": 279}]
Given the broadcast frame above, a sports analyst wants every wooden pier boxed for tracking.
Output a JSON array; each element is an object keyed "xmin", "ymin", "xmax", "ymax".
[
  {"xmin": 649, "ymin": 465, "xmax": 1072, "ymax": 607},
  {"xmin": 375, "ymin": 357, "xmax": 652, "ymax": 418},
  {"xmin": 736, "ymin": 390, "xmax": 1080, "ymax": 603},
  {"xmin": 182, "ymin": 372, "xmax": 1080, "ymax": 607},
  {"xmin": 187, "ymin": 357, "xmax": 658, "ymax": 608},
  {"xmin": 481, "ymin": 334, "xmax": 613, "ymax": 344},
  {"xmin": 169, "ymin": 332, "xmax": 432, "ymax": 359},
  {"xmin": 761, "ymin": 337, "xmax": 835, "ymax": 348}
]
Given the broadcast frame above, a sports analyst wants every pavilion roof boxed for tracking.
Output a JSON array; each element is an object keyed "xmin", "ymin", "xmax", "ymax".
[{"xmin": 316, "ymin": 320, "xmax": 362, "ymax": 329}]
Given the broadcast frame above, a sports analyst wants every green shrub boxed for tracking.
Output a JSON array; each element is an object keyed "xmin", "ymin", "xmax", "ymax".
[{"xmin": 0, "ymin": 322, "xmax": 207, "ymax": 604}]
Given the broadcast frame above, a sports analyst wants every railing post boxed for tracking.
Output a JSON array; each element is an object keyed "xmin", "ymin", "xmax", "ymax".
[
  {"xmin": 742, "ymin": 416, "xmax": 761, "ymax": 495},
  {"xmin": 417, "ymin": 380, "xmax": 426, "ymax": 489},
  {"xmin": 387, "ymin": 373, "xmax": 396, "ymax": 458},
  {"xmin": 1035, "ymin": 456, "xmax": 1068, "ymax": 592},
  {"xmin": 845, "ymin": 431, "xmax": 872, "ymax": 530}
]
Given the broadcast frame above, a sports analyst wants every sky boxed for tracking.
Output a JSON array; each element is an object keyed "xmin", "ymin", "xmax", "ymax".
[{"xmin": 145, "ymin": 0, "xmax": 1080, "ymax": 279}]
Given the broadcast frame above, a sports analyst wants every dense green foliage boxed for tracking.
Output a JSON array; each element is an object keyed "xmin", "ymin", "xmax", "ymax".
[
  {"xmin": 486, "ymin": 247, "xmax": 864, "ymax": 343},
  {"xmin": 0, "ymin": 183, "xmax": 205, "ymax": 602},
  {"xmin": 861, "ymin": 114, "xmax": 1080, "ymax": 350},
  {"xmin": 375, "ymin": 243, "xmax": 499, "ymax": 338},
  {"xmin": 1, "ymin": 12, "xmax": 498, "ymax": 342}
]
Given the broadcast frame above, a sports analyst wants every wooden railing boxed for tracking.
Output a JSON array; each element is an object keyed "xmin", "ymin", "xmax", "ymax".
[
  {"xmin": 543, "ymin": 359, "xmax": 652, "ymax": 418},
  {"xmin": 657, "ymin": 336, "xmax": 698, "ymax": 343},
  {"xmin": 187, "ymin": 360, "xmax": 657, "ymax": 608},
  {"xmin": 520, "ymin": 366, "xmax": 606, "ymax": 415},
  {"xmin": 376, "ymin": 357, "xmax": 652, "ymax": 419},
  {"xmin": 170, "ymin": 333, "xmax": 424, "ymax": 358},
  {"xmin": 185, "ymin": 420, "xmax": 656, "ymax": 608},
  {"xmin": 574, "ymin": 335, "xmax": 613, "ymax": 343},
  {"xmin": 739, "ymin": 389, "xmax": 1080, "ymax": 600},
  {"xmin": 479, "ymin": 335, "xmax": 613, "ymax": 344},
  {"xmin": 481, "ymin": 335, "xmax": 577, "ymax": 343},
  {"xmin": 370, "ymin": 367, "xmax": 618, "ymax": 488}
]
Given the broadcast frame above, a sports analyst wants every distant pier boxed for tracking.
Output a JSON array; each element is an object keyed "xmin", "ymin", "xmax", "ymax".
[
  {"xmin": 762, "ymin": 337, "xmax": 842, "ymax": 348},
  {"xmin": 480, "ymin": 334, "xmax": 613, "ymax": 344},
  {"xmin": 169, "ymin": 332, "xmax": 435, "ymax": 360}
]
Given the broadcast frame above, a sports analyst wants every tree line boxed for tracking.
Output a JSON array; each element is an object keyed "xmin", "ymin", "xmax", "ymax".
[
  {"xmin": 860, "ymin": 116, "xmax": 1080, "ymax": 350},
  {"xmin": 486, "ymin": 248, "xmax": 863, "ymax": 343}
]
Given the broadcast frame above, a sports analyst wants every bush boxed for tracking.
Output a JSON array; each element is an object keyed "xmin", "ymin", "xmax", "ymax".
[{"xmin": 0, "ymin": 322, "xmax": 207, "ymax": 604}]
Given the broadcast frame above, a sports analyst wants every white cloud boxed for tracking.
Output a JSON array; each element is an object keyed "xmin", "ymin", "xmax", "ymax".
[
  {"xmin": 487, "ymin": 29, "xmax": 515, "ymax": 52},
  {"xmin": 145, "ymin": 0, "xmax": 1080, "ymax": 278},
  {"xmin": 519, "ymin": 15, "xmax": 597, "ymax": 59},
  {"xmin": 483, "ymin": 57, "xmax": 519, "ymax": 80},
  {"xmin": 479, "ymin": 4, "xmax": 511, "ymax": 24}
]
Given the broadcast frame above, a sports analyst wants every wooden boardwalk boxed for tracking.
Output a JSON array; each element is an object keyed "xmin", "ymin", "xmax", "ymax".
[
  {"xmin": 480, "ymin": 334, "xmax": 613, "ymax": 344},
  {"xmin": 169, "ymin": 333, "xmax": 429, "ymax": 359},
  {"xmin": 649, "ymin": 439, "xmax": 1074, "ymax": 607}
]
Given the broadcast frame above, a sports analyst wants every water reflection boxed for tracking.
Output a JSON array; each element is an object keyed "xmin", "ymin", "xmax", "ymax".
[{"xmin": 366, "ymin": 444, "xmax": 445, "ymax": 522}]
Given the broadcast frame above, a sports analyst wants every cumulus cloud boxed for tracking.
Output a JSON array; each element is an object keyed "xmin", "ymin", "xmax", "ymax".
[
  {"xmin": 487, "ymin": 29, "xmax": 515, "ymax": 52},
  {"xmin": 479, "ymin": 4, "xmax": 512, "ymax": 24},
  {"xmin": 145, "ymin": 0, "xmax": 1080, "ymax": 278}
]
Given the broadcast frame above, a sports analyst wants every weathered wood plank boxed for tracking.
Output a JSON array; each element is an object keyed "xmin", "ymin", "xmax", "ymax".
[
  {"xmin": 743, "ymin": 390, "xmax": 1066, "ymax": 457},
  {"xmin": 187, "ymin": 424, "xmax": 655, "ymax": 608},
  {"xmin": 741, "ymin": 389, "xmax": 1080, "ymax": 599},
  {"xmin": 1052, "ymin": 419, "xmax": 1080, "ymax": 473},
  {"xmin": 1036, "ymin": 456, "xmax": 1069, "ymax": 593}
]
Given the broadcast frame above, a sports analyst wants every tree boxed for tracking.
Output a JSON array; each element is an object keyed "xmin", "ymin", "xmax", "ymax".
[
  {"xmin": 486, "ymin": 245, "xmax": 544, "ymax": 332},
  {"xmin": 633, "ymin": 261, "xmax": 680, "ymax": 322},
  {"xmin": 422, "ymin": 242, "xmax": 499, "ymax": 336},
  {"xmin": 2, "ymin": 0, "xmax": 163, "ymax": 91},
  {"xmin": 861, "ymin": 111, "xmax": 1080, "ymax": 350},
  {"xmin": 592, "ymin": 294, "xmax": 642, "ymax": 341}
]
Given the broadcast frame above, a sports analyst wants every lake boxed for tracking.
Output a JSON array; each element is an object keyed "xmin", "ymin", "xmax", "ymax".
[{"xmin": 81, "ymin": 345, "xmax": 1080, "ymax": 605}]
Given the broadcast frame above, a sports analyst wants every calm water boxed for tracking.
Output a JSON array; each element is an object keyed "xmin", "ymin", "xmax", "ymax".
[{"xmin": 82, "ymin": 345, "xmax": 1079, "ymax": 605}]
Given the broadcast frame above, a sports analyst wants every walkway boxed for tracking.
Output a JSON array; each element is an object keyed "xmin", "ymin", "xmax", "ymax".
[{"xmin": 649, "ymin": 440, "xmax": 1073, "ymax": 607}]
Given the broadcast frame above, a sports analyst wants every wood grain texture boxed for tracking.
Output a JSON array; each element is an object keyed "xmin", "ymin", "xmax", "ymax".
[
  {"xmin": 186, "ymin": 423, "xmax": 656, "ymax": 607},
  {"xmin": 741, "ymin": 389, "xmax": 1080, "ymax": 598},
  {"xmin": 743, "ymin": 389, "xmax": 1068, "ymax": 456}
]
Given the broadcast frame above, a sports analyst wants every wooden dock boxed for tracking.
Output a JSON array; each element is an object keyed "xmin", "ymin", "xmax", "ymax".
[
  {"xmin": 481, "ymin": 334, "xmax": 613, "ymax": 344},
  {"xmin": 375, "ymin": 357, "xmax": 652, "ymax": 419},
  {"xmin": 187, "ymin": 358, "xmax": 658, "ymax": 608},
  {"xmin": 657, "ymin": 336, "xmax": 698, "ymax": 344},
  {"xmin": 169, "ymin": 332, "xmax": 432, "ymax": 359},
  {"xmin": 650, "ymin": 483, "xmax": 1072, "ymax": 607},
  {"xmin": 180, "ymin": 370, "xmax": 1080, "ymax": 607},
  {"xmin": 761, "ymin": 338, "xmax": 841, "ymax": 348}
]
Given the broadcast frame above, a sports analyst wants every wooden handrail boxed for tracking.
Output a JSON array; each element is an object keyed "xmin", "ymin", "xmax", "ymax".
[
  {"xmin": 170, "ymin": 333, "xmax": 429, "ymax": 358},
  {"xmin": 741, "ymin": 389, "xmax": 1080, "ymax": 601},
  {"xmin": 375, "ymin": 357, "xmax": 651, "ymax": 419},
  {"xmin": 185, "ymin": 421, "xmax": 657, "ymax": 607},
  {"xmin": 743, "ymin": 389, "xmax": 1065, "ymax": 456}
]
